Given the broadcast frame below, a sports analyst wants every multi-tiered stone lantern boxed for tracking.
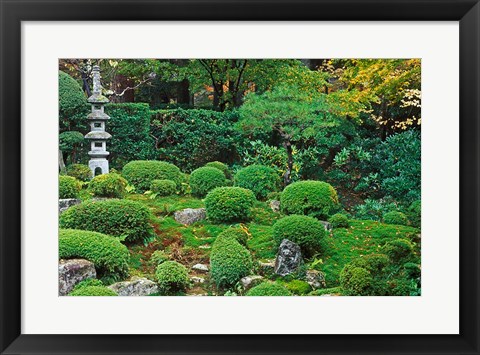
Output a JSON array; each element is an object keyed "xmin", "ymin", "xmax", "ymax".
[{"xmin": 85, "ymin": 65, "xmax": 111, "ymax": 176}]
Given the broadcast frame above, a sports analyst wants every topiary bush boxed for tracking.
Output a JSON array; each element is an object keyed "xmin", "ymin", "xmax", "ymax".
[
  {"xmin": 122, "ymin": 160, "xmax": 182, "ymax": 193},
  {"xmin": 246, "ymin": 282, "xmax": 292, "ymax": 296},
  {"xmin": 205, "ymin": 187, "xmax": 256, "ymax": 223},
  {"xmin": 89, "ymin": 173, "xmax": 127, "ymax": 198},
  {"xmin": 215, "ymin": 227, "xmax": 249, "ymax": 246},
  {"xmin": 285, "ymin": 280, "xmax": 312, "ymax": 295},
  {"xmin": 382, "ymin": 239, "xmax": 414, "ymax": 263},
  {"xmin": 272, "ymin": 215, "xmax": 326, "ymax": 257},
  {"xmin": 69, "ymin": 286, "xmax": 118, "ymax": 296},
  {"xmin": 328, "ymin": 213, "xmax": 350, "ymax": 228},
  {"xmin": 59, "ymin": 229, "xmax": 130, "ymax": 282},
  {"xmin": 340, "ymin": 266, "xmax": 373, "ymax": 296},
  {"xmin": 280, "ymin": 180, "xmax": 339, "ymax": 219},
  {"xmin": 59, "ymin": 70, "xmax": 87, "ymax": 131},
  {"xmin": 59, "ymin": 175, "xmax": 81, "ymax": 199},
  {"xmin": 189, "ymin": 167, "xmax": 227, "ymax": 197},
  {"xmin": 66, "ymin": 164, "xmax": 92, "ymax": 182},
  {"xmin": 407, "ymin": 200, "xmax": 421, "ymax": 227},
  {"xmin": 59, "ymin": 199, "xmax": 154, "ymax": 244},
  {"xmin": 210, "ymin": 235, "xmax": 253, "ymax": 289},
  {"xmin": 155, "ymin": 261, "xmax": 190, "ymax": 294},
  {"xmin": 150, "ymin": 179, "xmax": 177, "ymax": 196},
  {"xmin": 205, "ymin": 161, "xmax": 231, "ymax": 179},
  {"xmin": 383, "ymin": 211, "xmax": 409, "ymax": 226},
  {"xmin": 234, "ymin": 164, "xmax": 279, "ymax": 200}
]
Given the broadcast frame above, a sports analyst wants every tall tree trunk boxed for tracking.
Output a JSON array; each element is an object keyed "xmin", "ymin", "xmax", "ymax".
[
  {"xmin": 59, "ymin": 149, "xmax": 66, "ymax": 174},
  {"xmin": 283, "ymin": 140, "xmax": 294, "ymax": 186}
]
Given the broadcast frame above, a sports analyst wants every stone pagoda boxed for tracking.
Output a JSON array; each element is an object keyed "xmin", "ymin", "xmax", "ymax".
[{"xmin": 85, "ymin": 65, "xmax": 111, "ymax": 176}]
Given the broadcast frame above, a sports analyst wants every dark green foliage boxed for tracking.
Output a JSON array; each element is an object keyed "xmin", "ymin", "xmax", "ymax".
[
  {"xmin": 234, "ymin": 164, "xmax": 279, "ymax": 200},
  {"xmin": 383, "ymin": 211, "xmax": 409, "ymax": 226},
  {"xmin": 150, "ymin": 250, "xmax": 169, "ymax": 266},
  {"xmin": 69, "ymin": 286, "xmax": 118, "ymax": 296},
  {"xmin": 328, "ymin": 213, "xmax": 350, "ymax": 228},
  {"xmin": 340, "ymin": 266, "xmax": 373, "ymax": 296},
  {"xmin": 59, "ymin": 199, "xmax": 154, "ymax": 244},
  {"xmin": 205, "ymin": 187, "xmax": 256, "ymax": 223},
  {"xmin": 353, "ymin": 199, "xmax": 399, "ymax": 221},
  {"xmin": 59, "ymin": 131, "xmax": 85, "ymax": 164},
  {"xmin": 215, "ymin": 227, "xmax": 249, "ymax": 246},
  {"xmin": 284, "ymin": 280, "xmax": 312, "ymax": 295},
  {"xmin": 205, "ymin": 161, "xmax": 231, "ymax": 179},
  {"xmin": 59, "ymin": 71, "xmax": 87, "ymax": 131},
  {"xmin": 272, "ymin": 215, "xmax": 326, "ymax": 257},
  {"xmin": 404, "ymin": 262, "xmax": 421, "ymax": 279},
  {"xmin": 150, "ymin": 109, "xmax": 238, "ymax": 172},
  {"xmin": 89, "ymin": 173, "xmax": 127, "ymax": 198},
  {"xmin": 280, "ymin": 180, "xmax": 339, "ymax": 219},
  {"xmin": 59, "ymin": 175, "xmax": 81, "ymax": 199},
  {"xmin": 106, "ymin": 103, "xmax": 156, "ymax": 169},
  {"xmin": 189, "ymin": 167, "xmax": 227, "ymax": 197},
  {"xmin": 246, "ymin": 282, "xmax": 292, "ymax": 296},
  {"xmin": 407, "ymin": 200, "xmax": 421, "ymax": 227},
  {"xmin": 150, "ymin": 179, "xmax": 177, "ymax": 196},
  {"xmin": 66, "ymin": 164, "xmax": 92, "ymax": 182},
  {"xmin": 308, "ymin": 287, "xmax": 343, "ymax": 296},
  {"xmin": 210, "ymin": 234, "xmax": 253, "ymax": 289},
  {"xmin": 59, "ymin": 229, "xmax": 130, "ymax": 281},
  {"xmin": 382, "ymin": 239, "xmax": 414, "ymax": 263},
  {"xmin": 122, "ymin": 160, "xmax": 182, "ymax": 193},
  {"xmin": 155, "ymin": 261, "xmax": 190, "ymax": 294}
]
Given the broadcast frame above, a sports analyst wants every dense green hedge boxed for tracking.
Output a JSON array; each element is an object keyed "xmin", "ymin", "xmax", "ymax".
[
  {"xmin": 189, "ymin": 166, "xmax": 227, "ymax": 197},
  {"xmin": 234, "ymin": 164, "xmax": 279, "ymax": 200},
  {"xmin": 122, "ymin": 160, "xmax": 182, "ymax": 193},
  {"xmin": 59, "ymin": 199, "xmax": 154, "ymax": 244},
  {"xmin": 59, "ymin": 229, "xmax": 130, "ymax": 282},
  {"xmin": 155, "ymin": 261, "xmax": 190, "ymax": 294},
  {"xmin": 246, "ymin": 282, "xmax": 292, "ymax": 296},
  {"xmin": 205, "ymin": 187, "xmax": 255, "ymax": 223},
  {"xmin": 280, "ymin": 180, "xmax": 339, "ymax": 219},
  {"xmin": 89, "ymin": 173, "xmax": 127, "ymax": 198},
  {"xmin": 59, "ymin": 175, "xmax": 81, "ymax": 199}
]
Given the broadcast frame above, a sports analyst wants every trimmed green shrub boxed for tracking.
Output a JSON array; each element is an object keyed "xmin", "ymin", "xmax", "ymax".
[
  {"xmin": 383, "ymin": 211, "xmax": 409, "ymax": 226},
  {"xmin": 69, "ymin": 286, "xmax": 118, "ymax": 296},
  {"xmin": 122, "ymin": 160, "xmax": 182, "ymax": 193},
  {"xmin": 210, "ymin": 235, "xmax": 253, "ymax": 289},
  {"xmin": 328, "ymin": 213, "xmax": 350, "ymax": 228},
  {"xmin": 246, "ymin": 282, "xmax": 292, "ymax": 296},
  {"xmin": 205, "ymin": 187, "xmax": 256, "ymax": 223},
  {"xmin": 340, "ymin": 266, "xmax": 373, "ymax": 296},
  {"xmin": 234, "ymin": 164, "xmax": 279, "ymax": 200},
  {"xmin": 150, "ymin": 179, "xmax": 177, "ymax": 196},
  {"xmin": 67, "ymin": 164, "xmax": 92, "ymax": 182},
  {"xmin": 349, "ymin": 254, "xmax": 390, "ymax": 275},
  {"xmin": 189, "ymin": 167, "xmax": 227, "ymax": 197},
  {"xmin": 272, "ymin": 215, "xmax": 326, "ymax": 257},
  {"xmin": 59, "ymin": 229, "xmax": 129, "ymax": 281},
  {"xmin": 73, "ymin": 279, "xmax": 103, "ymax": 289},
  {"xmin": 59, "ymin": 175, "xmax": 81, "ymax": 199},
  {"xmin": 150, "ymin": 250, "xmax": 169, "ymax": 266},
  {"xmin": 285, "ymin": 280, "xmax": 312, "ymax": 295},
  {"xmin": 215, "ymin": 227, "xmax": 249, "ymax": 246},
  {"xmin": 308, "ymin": 287, "xmax": 343, "ymax": 296},
  {"xmin": 59, "ymin": 199, "xmax": 154, "ymax": 244},
  {"xmin": 407, "ymin": 200, "xmax": 421, "ymax": 227},
  {"xmin": 280, "ymin": 180, "xmax": 339, "ymax": 219},
  {"xmin": 205, "ymin": 161, "xmax": 231, "ymax": 179},
  {"xmin": 383, "ymin": 239, "xmax": 414, "ymax": 263},
  {"xmin": 89, "ymin": 173, "xmax": 127, "ymax": 198},
  {"xmin": 59, "ymin": 71, "xmax": 87, "ymax": 131},
  {"xmin": 155, "ymin": 261, "xmax": 189, "ymax": 294}
]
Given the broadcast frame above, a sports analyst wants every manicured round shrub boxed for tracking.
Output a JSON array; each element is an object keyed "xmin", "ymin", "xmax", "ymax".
[
  {"xmin": 340, "ymin": 266, "xmax": 373, "ymax": 296},
  {"xmin": 122, "ymin": 160, "xmax": 182, "ymax": 193},
  {"xmin": 155, "ymin": 261, "xmax": 189, "ymax": 294},
  {"xmin": 407, "ymin": 200, "xmax": 421, "ymax": 227},
  {"xmin": 69, "ymin": 286, "xmax": 118, "ymax": 296},
  {"xmin": 59, "ymin": 175, "xmax": 81, "ymax": 199},
  {"xmin": 150, "ymin": 179, "xmax": 177, "ymax": 196},
  {"xmin": 59, "ymin": 229, "xmax": 130, "ymax": 281},
  {"xmin": 328, "ymin": 213, "xmax": 350, "ymax": 228},
  {"xmin": 89, "ymin": 173, "xmax": 127, "ymax": 198},
  {"xmin": 59, "ymin": 70, "xmax": 86, "ymax": 121},
  {"xmin": 383, "ymin": 211, "xmax": 409, "ymax": 226},
  {"xmin": 350, "ymin": 254, "xmax": 390, "ymax": 275},
  {"xmin": 280, "ymin": 180, "xmax": 339, "ymax": 219},
  {"xmin": 66, "ymin": 164, "xmax": 92, "ymax": 182},
  {"xmin": 234, "ymin": 164, "xmax": 279, "ymax": 200},
  {"xmin": 215, "ymin": 227, "xmax": 249, "ymax": 246},
  {"xmin": 205, "ymin": 161, "xmax": 231, "ymax": 179},
  {"xmin": 285, "ymin": 280, "xmax": 312, "ymax": 295},
  {"xmin": 382, "ymin": 239, "xmax": 414, "ymax": 263},
  {"xmin": 246, "ymin": 282, "xmax": 292, "ymax": 296},
  {"xmin": 189, "ymin": 167, "xmax": 227, "ymax": 197},
  {"xmin": 205, "ymin": 187, "xmax": 256, "ymax": 223},
  {"xmin": 210, "ymin": 236, "xmax": 253, "ymax": 289},
  {"xmin": 59, "ymin": 199, "xmax": 154, "ymax": 244},
  {"xmin": 272, "ymin": 215, "xmax": 326, "ymax": 257}
]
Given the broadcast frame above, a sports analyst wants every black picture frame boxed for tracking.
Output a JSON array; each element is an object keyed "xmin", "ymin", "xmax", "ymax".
[{"xmin": 1, "ymin": 0, "xmax": 479, "ymax": 354}]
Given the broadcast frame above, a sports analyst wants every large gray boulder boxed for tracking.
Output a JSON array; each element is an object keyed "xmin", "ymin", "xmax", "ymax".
[
  {"xmin": 59, "ymin": 198, "xmax": 81, "ymax": 214},
  {"xmin": 108, "ymin": 277, "xmax": 158, "ymax": 296},
  {"xmin": 274, "ymin": 239, "xmax": 303, "ymax": 276},
  {"xmin": 174, "ymin": 208, "xmax": 206, "ymax": 225},
  {"xmin": 58, "ymin": 259, "xmax": 96, "ymax": 296}
]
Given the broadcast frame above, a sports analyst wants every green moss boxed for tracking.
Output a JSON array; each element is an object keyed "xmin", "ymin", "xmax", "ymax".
[
  {"xmin": 284, "ymin": 280, "xmax": 312, "ymax": 295},
  {"xmin": 246, "ymin": 282, "xmax": 292, "ymax": 296},
  {"xmin": 69, "ymin": 285, "xmax": 118, "ymax": 296}
]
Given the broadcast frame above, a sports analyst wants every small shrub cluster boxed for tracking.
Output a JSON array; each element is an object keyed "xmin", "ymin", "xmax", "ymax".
[
  {"xmin": 66, "ymin": 164, "xmax": 92, "ymax": 182},
  {"xmin": 280, "ymin": 180, "xmax": 339, "ymax": 219},
  {"xmin": 155, "ymin": 261, "xmax": 190, "ymax": 294},
  {"xmin": 215, "ymin": 227, "xmax": 249, "ymax": 246},
  {"xmin": 340, "ymin": 266, "xmax": 373, "ymax": 296},
  {"xmin": 122, "ymin": 160, "xmax": 182, "ymax": 193},
  {"xmin": 89, "ymin": 173, "xmax": 127, "ymax": 198},
  {"xmin": 205, "ymin": 161, "xmax": 231, "ymax": 179},
  {"xmin": 383, "ymin": 211, "xmax": 409, "ymax": 226},
  {"xmin": 328, "ymin": 213, "xmax": 350, "ymax": 228},
  {"xmin": 189, "ymin": 167, "xmax": 227, "ymax": 197},
  {"xmin": 284, "ymin": 280, "xmax": 312, "ymax": 295},
  {"xmin": 246, "ymin": 282, "xmax": 292, "ymax": 296},
  {"xmin": 382, "ymin": 239, "xmax": 415, "ymax": 263},
  {"xmin": 150, "ymin": 250, "xmax": 169, "ymax": 266},
  {"xmin": 205, "ymin": 187, "xmax": 256, "ymax": 223},
  {"xmin": 59, "ymin": 199, "xmax": 154, "ymax": 244},
  {"xmin": 272, "ymin": 215, "xmax": 326, "ymax": 257},
  {"xmin": 150, "ymin": 179, "xmax": 177, "ymax": 196},
  {"xmin": 234, "ymin": 165, "xmax": 279, "ymax": 200},
  {"xmin": 59, "ymin": 229, "xmax": 130, "ymax": 281},
  {"xmin": 69, "ymin": 286, "xmax": 118, "ymax": 296},
  {"xmin": 59, "ymin": 175, "xmax": 81, "ymax": 199}
]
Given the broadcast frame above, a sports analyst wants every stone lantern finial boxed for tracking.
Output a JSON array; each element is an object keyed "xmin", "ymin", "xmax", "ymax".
[{"xmin": 92, "ymin": 65, "xmax": 102, "ymax": 96}]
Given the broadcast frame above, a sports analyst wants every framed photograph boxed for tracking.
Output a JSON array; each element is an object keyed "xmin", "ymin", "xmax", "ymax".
[{"xmin": 1, "ymin": 0, "xmax": 479, "ymax": 354}]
